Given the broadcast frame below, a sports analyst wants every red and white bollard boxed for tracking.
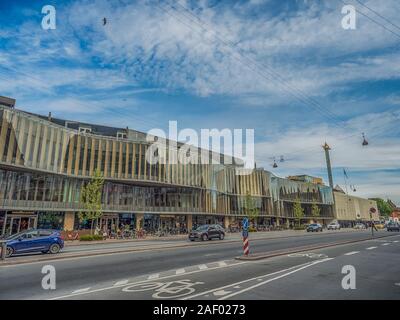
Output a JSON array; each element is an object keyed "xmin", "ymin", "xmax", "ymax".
[{"xmin": 243, "ymin": 235, "xmax": 250, "ymax": 256}]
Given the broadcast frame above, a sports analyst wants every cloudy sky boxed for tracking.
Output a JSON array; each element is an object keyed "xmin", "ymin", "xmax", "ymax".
[{"xmin": 0, "ymin": 0, "xmax": 399, "ymax": 202}]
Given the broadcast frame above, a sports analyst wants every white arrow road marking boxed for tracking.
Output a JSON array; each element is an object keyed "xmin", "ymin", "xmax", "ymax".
[
  {"xmin": 382, "ymin": 243, "xmax": 390, "ymax": 246},
  {"xmin": 176, "ymin": 268, "xmax": 186, "ymax": 275},
  {"xmin": 393, "ymin": 240, "xmax": 399, "ymax": 243},
  {"xmin": 114, "ymin": 280, "xmax": 129, "ymax": 286},
  {"xmin": 148, "ymin": 273, "xmax": 160, "ymax": 280},
  {"xmin": 344, "ymin": 251, "xmax": 359, "ymax": 255},
  {"xmin": 366, "ymin": 246, "xmax": 377, "ymax": 250},
  {"xmin": 72, "ymin": 288, "xmax": 91, "ymax": 294},
  {"xmin": 213, "ymin": 290, "xmax": 232, "ymax": 296}
]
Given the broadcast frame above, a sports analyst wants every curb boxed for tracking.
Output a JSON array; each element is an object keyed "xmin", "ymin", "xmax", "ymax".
[{"xmin": 235, "ymin": 234, "xmax": 394, "ymax": 261}]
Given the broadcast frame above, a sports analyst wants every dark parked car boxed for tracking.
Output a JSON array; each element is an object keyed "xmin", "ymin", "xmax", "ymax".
[
  {"xmin": 386, "ymin": 222, "xmax": 400, "ymax": 232},
  {"xmin": 189, "ymin": 224, "xmax": 225, "ymax": 241},
  {"xmin": 4, "ymin": 229, "xmax": 64, "ymax": 257},
  {"xmin": 306, "ymin": 223, "xmax": 323, "ymax": 232}
]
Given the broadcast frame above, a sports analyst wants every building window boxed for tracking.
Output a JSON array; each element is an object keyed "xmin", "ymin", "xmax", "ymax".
[
  {"xmin": 117, "ymin": 132, "xmax": 127, "ymax": 139},
  {"xmin": 79, "ymin": 127, "xmax": 92, "ymax": 134}
]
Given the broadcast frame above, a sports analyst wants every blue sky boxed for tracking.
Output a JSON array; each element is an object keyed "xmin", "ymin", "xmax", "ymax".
[{"xmin": 0, "ymin": 0, "xmax": 399, "ymax": 202}]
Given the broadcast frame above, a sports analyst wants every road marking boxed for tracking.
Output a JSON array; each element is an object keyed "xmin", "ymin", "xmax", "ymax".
[
  {"xmin": 49, "ymin": 260, "xmax": 248, "ymax": 300},
  {"xmin": 182, "ymin": 259, "xmax": 329, "ymax": 300},
  {"xmin": 198, "ymin": 264, "xmax": 208, "ymax": 270},
  {"xmin": 382, "ymin": 243, "xmax": 390, "ymax": 246},
  {"xmin": 184, "ymin": 258, "xmax": 333, "ymax": 301},
  {"xmin": 114, "ymin": 280, "xmax": 129, "ymax": 286},
  {"xmin": 71, "ymin": 287, "xmax": 91, "ymax": 294},
  {"xmin": 176, "ymin": 268, "xmax": 186, "ymax": 275},
  {"xmin": 213, "ymin": 290, "xmax": 232, "ymax": 296},
  {"xmin": 218, "ymin": 261, "xmax": 228, "ymax": 267},
  {"xmin": 344, "ymin": 251, "xmax": 359, "ymax": 255},
  {"xmin": 366, "ymin": 247, "xmax": 377, "ymax": 250},
  {"xmin": 218, "ymin": 258, "xmax": 334, "ymax": 300},
  {"xmin": 148, "ymin": 273, "xmax": 160, "ymax": 280},
  {"xmin": 394, "ymin": 240, "xmax": 399, "ymax": 243}
]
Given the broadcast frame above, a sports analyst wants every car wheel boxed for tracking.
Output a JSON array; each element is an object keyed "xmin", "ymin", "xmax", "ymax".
[
  {"xmin": 202, "ymin": 234, "xmax": 208, "ymax": 241},
  {"xmin": 5, "ymin": 246, "xmax": 13, "ymax": 258},
  {"xmin": 219, "ymin": 233, "xmax": 225, "ymax": 240},
  {"xmin": 190, "ymin": 239, "xmax": 195, "ymax": 241},
  {"xmin": 49, "ymin": 243, "xmax": 61, "ymax": 254}
]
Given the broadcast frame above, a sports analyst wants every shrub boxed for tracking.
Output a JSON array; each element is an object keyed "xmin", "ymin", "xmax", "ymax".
[{"xmin": 80, "ymin": 234, "xmax": 104, "ymax": 241}]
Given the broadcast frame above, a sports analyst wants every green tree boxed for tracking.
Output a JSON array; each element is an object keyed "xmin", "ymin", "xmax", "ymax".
[
  {"xmin": 243, "ymin": 192, "xmax": 259, "ymax": 225},
  {"xmin": 370, "ymin": 198, "xmax": 392, "ymax": 217},
  {"xmin": 311, "ymin": 202, "xmax": 321, "ymax": 219},
  {"xmin": 79, "ymin": 169, "xmax": 105, "ymax": 234},
  {"xmin": 293, "ymin": 197, "xmax": 305, "ymax": 227}
]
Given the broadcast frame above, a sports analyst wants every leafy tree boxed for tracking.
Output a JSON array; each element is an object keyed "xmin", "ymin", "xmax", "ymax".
[
  {"xmin": 293, "ymin": 197, "xmax": 305, "ymax": 227},
  {"xmin": 311, "ymin": 202, "xmax": 321, "ymax": 219},
  {"xmin": 243, "ymin": 192, "xmax": 259, "ymax": 225},
  {"xmin": 78, "ymin": 169, "xmax": 105, "ymax": 234},
  {"xmin": 370, "ymin": 198, "xmax": 392, "ymax": 217}
]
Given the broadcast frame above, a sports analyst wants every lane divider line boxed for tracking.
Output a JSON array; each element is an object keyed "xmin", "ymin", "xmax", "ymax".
[
  {"xmin": 175, "ymin": 268, "xmax": 186, "ymax": 275},
  {"xmin": 147, "ymin": 273, "xmax": 160, "ymax": 280},
  {"xmin": 219, "ymin": 258, "xmax": 334, "ymax": 300},
  {"xmin": 382, "ymin": 243, "xmax": 391, "ymax": 246},
  {"xmin": 366, "ymin": 247, "xmax": 377, "ymax": 250},
  {"xmin": 344, "ymin": 251, "xmax": 360, "ymax": 255},
  {"xmin": 183, "ymin": 259, "xmax": 333, "ymax": 300},
  {"xmin": 182, "ymin": 260, "xmax": 320, "ymax": 300},
  {"xmin": 113, "ymin": 280, "xmax": 129, "ymax": 286},
  {"xmin": 71, "ymin": 287, "xmax": 91, "ymax": 294}
]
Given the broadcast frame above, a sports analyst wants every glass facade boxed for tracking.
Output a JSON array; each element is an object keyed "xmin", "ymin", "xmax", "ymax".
[{"xmin": 0, "ymin": 105, "xmax": 335, "ymax": 233}]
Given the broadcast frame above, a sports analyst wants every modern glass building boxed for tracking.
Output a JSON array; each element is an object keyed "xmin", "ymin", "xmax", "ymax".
[{"xmin": 0, "ymin": 100, "xmax": 335, "ymax": 236}]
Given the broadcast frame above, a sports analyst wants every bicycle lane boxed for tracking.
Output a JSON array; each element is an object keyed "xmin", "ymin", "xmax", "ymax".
[
  {"xmin": 45, "ymin": 234, "xmax": 400, "ymax": 300},
  {"xmin": 46, "ymin": 253, "xmax": 326, "ymax": 300}
]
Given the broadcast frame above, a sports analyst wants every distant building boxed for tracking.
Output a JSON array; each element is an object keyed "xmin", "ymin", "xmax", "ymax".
[
  {"xmin": 287, "ymin": 175, "xmax": 324, "ymax": 185},
  {"xmin": 388, "ymin": 200, "xmax": 400, "ymax": 222},
  {"xmin": 333, "ymin": 185, "xmax": 379, "ymax": 227}
]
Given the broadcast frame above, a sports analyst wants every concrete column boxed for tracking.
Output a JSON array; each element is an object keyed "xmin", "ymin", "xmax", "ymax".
[
  {"xmin": 136, "ymin": 213, "xmax": 144, "ymax": 230},
  {"xmin": 286, "ymin": 218, "xmax": 290, "ymax": 228},
  {"xmin": 224, "ymin": 216, "xmax": 230, "ymax": 229},
  {"xmin": 186, "ymin": 214, "xmax": 193, "ymax": 230},
  {"xmin": 63, "ymin": 212, "xmax": 75, "ymax": 231}
]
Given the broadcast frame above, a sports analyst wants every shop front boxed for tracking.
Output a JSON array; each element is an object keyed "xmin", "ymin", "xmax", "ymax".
[
  {"xmin": 192, "ymin": 215, "xmax": 225, "ymax": 228},
  {"xmin": 0, "ymin": 211, "xmax": 37, "ymax": 237}
]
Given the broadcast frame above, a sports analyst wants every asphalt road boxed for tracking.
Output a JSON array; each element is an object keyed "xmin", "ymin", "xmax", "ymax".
[{"xmin": 0, "ymin": 230, "xmax": 399, "ymax": 300}]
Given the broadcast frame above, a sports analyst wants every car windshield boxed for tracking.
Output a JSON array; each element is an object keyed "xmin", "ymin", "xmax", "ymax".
[
  {"xmin": 196, "ymin": 225, "xmax": 209, "ymax": 231},
  {"xmin": 310, "ymin": 224, "xmax": 318, "ymax": 226},
  {"xmin": 5, "ymin": 230, "xmax": 28, "ymax": 240}
]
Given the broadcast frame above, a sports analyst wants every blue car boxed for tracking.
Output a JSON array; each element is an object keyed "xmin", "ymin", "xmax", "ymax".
[{"xmin": 4, "ymin": 229, "xmax": 64, "ymax": 257}]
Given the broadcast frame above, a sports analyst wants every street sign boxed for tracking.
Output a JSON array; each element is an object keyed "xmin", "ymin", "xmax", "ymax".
[
  {"xmin": 370, "ymin": 207, "xmax": 376, "ymax": 213},
  {"xmin": 242, "ymin": 230, "xmax": 249, "ymax": 238},
  {"xmin": 242, "ymin": 218, "xmax": 249, "ymax": 231}
]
